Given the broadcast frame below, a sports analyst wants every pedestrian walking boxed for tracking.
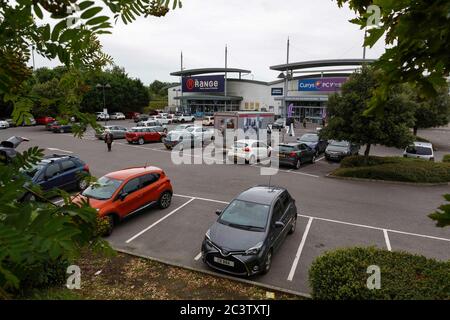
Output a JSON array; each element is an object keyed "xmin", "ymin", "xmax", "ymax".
[
  {"xmin": 302, "ymin": 117, "xmax": 307, "ymax": 128},
  {"xmin": 104, "ymin": 130, "xmax": 114, "ymax": 152}
]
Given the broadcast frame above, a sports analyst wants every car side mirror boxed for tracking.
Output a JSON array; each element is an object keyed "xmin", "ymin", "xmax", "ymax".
[
  {"xmin": 275, "ymin": 221, "xmax": 285, "ymax": 229},
  {"xmin": 119, "ymin": 192, "xmax": 128, "ymax": 201},
  {"xmin": 215, "ymin": 209, "xmax": 222, "ymax": 216}
]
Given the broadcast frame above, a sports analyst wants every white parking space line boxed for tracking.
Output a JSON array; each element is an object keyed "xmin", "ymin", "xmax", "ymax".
[
  {"xmin": 125, "ymin": 198, "xmax": 196, "ymax": 243},
  {"xmin": 383, "ymin": 229, "xmax": 392, "ymax": 251},
  {"xmin": 298, "ymin": 214, "xmax": 450, "ymax": 243},
  {"xmin": 287, "ymin": 217, "xmax": 314, "ymax": 281},
  {"xmin": 47, "ymin": 147, "xmax": 73, "ymax": 154},
  {"xmin": 194, "ymin": 252, "xmax": 202, "ymax": 261},
  {"xmin": 316, "ymin": 157, "xmax": 325, "ymax": 162},
  {"xmin": 286, "ymin": 170, "xmax": 319, "ymax": 178}
]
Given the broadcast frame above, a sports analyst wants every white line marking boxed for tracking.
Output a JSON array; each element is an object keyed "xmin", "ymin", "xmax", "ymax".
[
  {"xmin": 194, "ymin": 252, "xmax": 202, "ymax": 261},
  {"xmin": 316, "ymin": 157, "xmax": 325, "ymax": 162},
  {"xmin": 383, "ymin": 229, "xmax": 392, "ymax": 251},
  {"xmin": 125, "ymin": 198, "xmax": 195, "ymax": 243},
  {"xmin": 298, "ymin": 214, "xmax": 450, "ymax": 243},
  {"xmin": 287, "ymin": 217, "xmax": 313, "ymax": 281},
  {"xmin": 47, "ymin": 147, "xmax": 73, "ymax": 154},
  {"xmin": 174, "ymin": 194, "xmax": 229, "ymax": 205},
  {"xmin": 287, "ymin": 170, "xmax": 319, "ymax": 178}
]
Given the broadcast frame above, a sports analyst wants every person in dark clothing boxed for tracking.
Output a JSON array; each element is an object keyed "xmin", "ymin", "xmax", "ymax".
[
  {"xmin": 104, "ymin": 130, "xmax": 114, "ymax": 152},
  {"xmin": 302, "ymin": 118, "xmax": 307, "ymax": 128}
]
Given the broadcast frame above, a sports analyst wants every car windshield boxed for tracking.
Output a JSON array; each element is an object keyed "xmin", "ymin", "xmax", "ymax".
[
  {"xmin": 234, "ymin": 142, "xmax": 248, "ymax": 148},
  {"xmin": 407, "ymin": 146, "xmax": 432, "ymax": 155},
  {"xmin": 21, "ymin": 163, "xmax": 46, "ymax": 179},
  {"xmin": 330, "ymin": 140, "xmax": 349, "ymax": 147},
  {"xmin": 82, "ymin": 176, "xmax": 123, "ymax": 200},
  {"xmin": 299, "ymin": 134, "xmax": 318, "ymax": 142},
  {"xmin": 186, "ymin": 127, "xmax": 196, "ymax": 133},
  {"xmin": 219, "ymin": 199, "xmax": 269, "ymax": 231}
]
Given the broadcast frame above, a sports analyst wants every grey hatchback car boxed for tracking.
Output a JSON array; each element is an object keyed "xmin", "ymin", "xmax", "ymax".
[
  {"xmin": 95, "ymin": 125, "xmax": 128, "ymax": 140},
  {"xmin": 201, "ymin": 186, "xmax": 297, "ymax": 276}
]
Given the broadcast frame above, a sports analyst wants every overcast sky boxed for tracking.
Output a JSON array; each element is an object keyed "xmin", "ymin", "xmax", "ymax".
[{"xmin": 34, "ymin": 0, "xmax": 387, "ymax": 85}]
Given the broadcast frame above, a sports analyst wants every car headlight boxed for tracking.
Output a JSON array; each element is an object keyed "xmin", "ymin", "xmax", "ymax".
[{"xmin": 244, "ymin": 242, "xmax": 263, "ymax": 255}]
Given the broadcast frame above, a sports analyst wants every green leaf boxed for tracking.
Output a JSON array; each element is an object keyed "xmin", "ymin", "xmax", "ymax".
[
  {"xmin": 51, "ymin": 20, "xmax": 68, "ymax": 42},
  {"xmin": 78, "ymin": 1, "xmax": 95, "ymax": 11},
  {"xmin": 33, "ymin": 4, "xmax": 43, "ymax": 19},
  {"xmin": 86, "ymin": 16, "xmax": 110, "ymax": 26},
  {"xmin": 42, "ymin": 24, "xmax": 51, "ymax": 41},
  {"xmin": 80, "ymin": 6, "xmax": 103, "ymax": 19}
]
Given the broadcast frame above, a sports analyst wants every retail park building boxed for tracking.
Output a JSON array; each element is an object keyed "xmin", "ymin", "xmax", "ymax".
[{"xmin": 168, "ymin": 59, "xmax": 375, "ymax": 124}]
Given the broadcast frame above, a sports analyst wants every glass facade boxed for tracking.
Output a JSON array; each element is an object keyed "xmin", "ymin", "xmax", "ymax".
[{"xmin": 181, "ymin": 99, "xmax": 240, "ymax": 116}]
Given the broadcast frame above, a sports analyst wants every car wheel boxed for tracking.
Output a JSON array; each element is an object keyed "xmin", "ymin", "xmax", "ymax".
[
  {"xmin": 77, "ymin": 177, "xmax": 88, "ymax": 191},
  {"xmin": 295, "ymin": 159, "xmax": 301, "ymax": 169},
  {"xmin": 248, "ymin": 155, "xmax": 256, "ymax": 165},
  {"xmin": 165, "ymin": 145, "xmax": 172, "ymax": 150},
  {"xmin": 181, "ymin": 119, "xmax": 185, "ymax": 123},
  {"xmin": 311, "ymin": 154, "xmax": 316, "ymax": 164},
  {"xmin": 158, "ymin": 191, "xmax": 172, "ymax": 209},
  {"xmin": 262, "ymin": 250, "xmax": 272, "ymax": 275},
  {"xmin": 163, "ymin": 128, "xmax": 168, "ymax": 134},
  {"xmin": 288, "ymin": 216, "xmax": 297, "ymax": 235},
  {"xmin": 138, "ymin": 138, "xmax": 144, "ymax": 145}
]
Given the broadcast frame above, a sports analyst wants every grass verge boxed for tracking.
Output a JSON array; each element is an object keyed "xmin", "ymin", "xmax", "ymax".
[{"xmin": 21, "ymin": 250, "xmax": 303, "ymax": 300}]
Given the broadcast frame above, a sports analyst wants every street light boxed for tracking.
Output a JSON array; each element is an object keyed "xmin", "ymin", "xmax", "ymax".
[{"xmin": 96, "ymin": 83, "xmax": 111, "ymax": 125}]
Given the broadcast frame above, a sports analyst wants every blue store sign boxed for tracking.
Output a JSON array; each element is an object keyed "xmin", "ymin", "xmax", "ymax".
[{"xmin": 182, "ymin": 75, "xmax": 225, "ymax": 93}]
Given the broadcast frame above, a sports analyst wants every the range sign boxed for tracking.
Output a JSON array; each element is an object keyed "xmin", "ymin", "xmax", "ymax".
[
  {"xmin": 182, "ymin": 75, "xmax": 225, "ymax": 93},
  {"xmin": 271, "ymin": 87, "xmax": 284, "ymax": 96},
  {"xmin": 298, "ymin": 77, "xmax": 348, "ymax": 92}
]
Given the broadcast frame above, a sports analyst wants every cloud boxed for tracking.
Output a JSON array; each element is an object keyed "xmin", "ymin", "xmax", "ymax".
[{"xmin": 34, "ymin": 0, "xmax": 387, "ymax": 84}]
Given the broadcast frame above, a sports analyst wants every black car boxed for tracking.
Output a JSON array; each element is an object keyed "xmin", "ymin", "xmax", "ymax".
[
  {"xmin": 0, "ymin": 136, "xmax": 29, "ymax": 164},
  {"xmin": 202, "ymin": 186, "xmax": 297, "ymax": 276},
  {"xmin": 297, "ymin": 133, "xmax": 328, "ymax": 155},
  {"xmin": 278, "ymin": 143, "xmax": 316, "ymax": 169},
  {"xmin": 325, "ymin": 140, "xmax": 360, "ymax": 162},
  {"xmin": 52, "ymin": 123, "xmax": 73, "ymax": 133},
  {"xmin": 134, "ymin": 114, "xmax": 150, "ymax": 123},
  {"xmin": 271, "ymin": 118, "xmax": 286, "ymax": 130}
]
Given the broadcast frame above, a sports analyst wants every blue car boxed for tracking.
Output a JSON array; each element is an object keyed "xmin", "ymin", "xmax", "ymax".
[
  {"xmin": 297, "ymin": 133, "xmax": 328, "ymax": 155},
  {"xmin": 21, "ymin": 154, "xmax": 90, "ymax": 201}
]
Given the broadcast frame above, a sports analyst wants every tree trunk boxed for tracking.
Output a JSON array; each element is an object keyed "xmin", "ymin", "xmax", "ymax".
[
  {"xmin": 364, "ymin": 144, "xmax": 371, "ymax": 164},
  {"xmin": 413, "ymin": 126, "xmax": 418, "ymax": 136}
]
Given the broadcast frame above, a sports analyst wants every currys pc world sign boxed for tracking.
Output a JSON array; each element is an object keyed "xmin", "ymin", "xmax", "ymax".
[
  {"xmin": 182, "ymin": 75, "xmax": 225, "ymax": 93},
  {"xmin": 298, "ymin": 77, "xmax": 348, "ymax": 92}
]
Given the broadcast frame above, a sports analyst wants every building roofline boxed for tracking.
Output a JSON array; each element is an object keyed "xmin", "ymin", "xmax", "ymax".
[
  {"xmin": 170, "ymin": 68, "xmax": 252, "ymax": 77},
  {"xmin": 270, "ymin": 59, "xmax": 375, "ymax": 71}
]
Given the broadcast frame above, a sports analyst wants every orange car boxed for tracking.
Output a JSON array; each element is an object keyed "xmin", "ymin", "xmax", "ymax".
[{"xmin": 74, "ymin": 166, "xmax": 173, "ymax": 235}]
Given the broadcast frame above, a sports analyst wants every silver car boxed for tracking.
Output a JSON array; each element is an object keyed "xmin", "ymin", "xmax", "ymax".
[
  {"xmin": 403, "ymin": 142, "xmax": 435, "ymax": 161},
  {"xmin": 95, "ymin": 125, "xmax": 128, "ymax": 140}
]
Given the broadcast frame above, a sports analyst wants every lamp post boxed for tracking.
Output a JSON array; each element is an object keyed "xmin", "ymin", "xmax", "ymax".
[
  {"xmin": 96, "ymin": 83, "xmax": 111, "ymax": 125},
  {"xmin": 173, "ymin": 88, "xmax": 181, "ymax": 112}
]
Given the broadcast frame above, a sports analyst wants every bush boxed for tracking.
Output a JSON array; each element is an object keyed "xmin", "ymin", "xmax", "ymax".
[
  {"xmin": 335, "ymin": 156, "xmax": 450, "ymax": 183},
  {"xmin": 309, "ymin": 247, "xmax": 450, "ymax": 300},
  {"xmin": 443, "ymin": 154, "xmax": 450, "ymax": 163}
]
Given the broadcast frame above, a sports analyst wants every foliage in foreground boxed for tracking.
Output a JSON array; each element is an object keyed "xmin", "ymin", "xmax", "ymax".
[
  {"xmin": 309, "ymin": 247, "xmax": 450, "ymax": 300},
  {"xmin": 336, "ymin": 0, "xmax": 450, "ymax": 113},
  {"xmin": 333, "ymin": 156, "xmax": 450, "ymax": 183},
  {"xmin": 0, "ymin": 147, "xmax": 111, "ymax": 298}
]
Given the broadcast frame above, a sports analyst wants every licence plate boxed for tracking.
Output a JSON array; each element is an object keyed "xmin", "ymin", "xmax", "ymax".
[{"xmin": 214, "ymin": 257, "xmax": 234, "ymax": 267}]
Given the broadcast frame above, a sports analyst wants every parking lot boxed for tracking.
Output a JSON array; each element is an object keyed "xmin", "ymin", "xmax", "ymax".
[{"xmin": 2, "ymin": 121, "xmax": 449, "ymax": 296}]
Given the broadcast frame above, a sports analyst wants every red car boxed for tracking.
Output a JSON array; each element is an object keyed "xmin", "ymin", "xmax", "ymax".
[
  {"xmin": 36, "ymin": 116, "xmax": 56, "ymax": 125},
  {"xmin": 126, "ymin": 112, "xmax": 140, "ymax": 119},
  {"xmin": 126, "ymin": 127, "xmax": 165, "ymax": 145},
  {"xmin": 73, "ymin": 166, "xmax": 173, "ymax": 235}
]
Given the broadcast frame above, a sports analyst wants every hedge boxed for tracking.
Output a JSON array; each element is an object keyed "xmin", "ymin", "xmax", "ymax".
[
  {"xmin": 309, "ymin": 247, "xmax": 450, "ymax": 300},
  {"xmin": 334, "ymin": 156, "xmax": 450, "ymax": 183},
  {"xmin": 443, "ymin": 155, "xmax": 450, "ymax": 163}
]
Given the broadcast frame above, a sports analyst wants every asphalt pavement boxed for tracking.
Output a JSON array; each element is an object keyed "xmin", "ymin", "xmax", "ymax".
[{"xmin": 1, "ymin": 121, "xmax": 449, "ymax": 296}]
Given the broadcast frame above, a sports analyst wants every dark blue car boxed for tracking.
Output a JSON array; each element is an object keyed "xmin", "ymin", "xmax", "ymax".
[
  {"xmin": 297, "ymin": 133, "xmax": 328, "ymax": 155},
  {"xmin": 21, "ymin": 154, "xmax": 90, "ymax": 201}
]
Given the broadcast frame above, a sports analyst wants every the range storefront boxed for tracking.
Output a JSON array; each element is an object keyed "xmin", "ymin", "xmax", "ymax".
[{"xmin": 168, "ymin": 60, "xmax": 373, "ymax": 122}]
